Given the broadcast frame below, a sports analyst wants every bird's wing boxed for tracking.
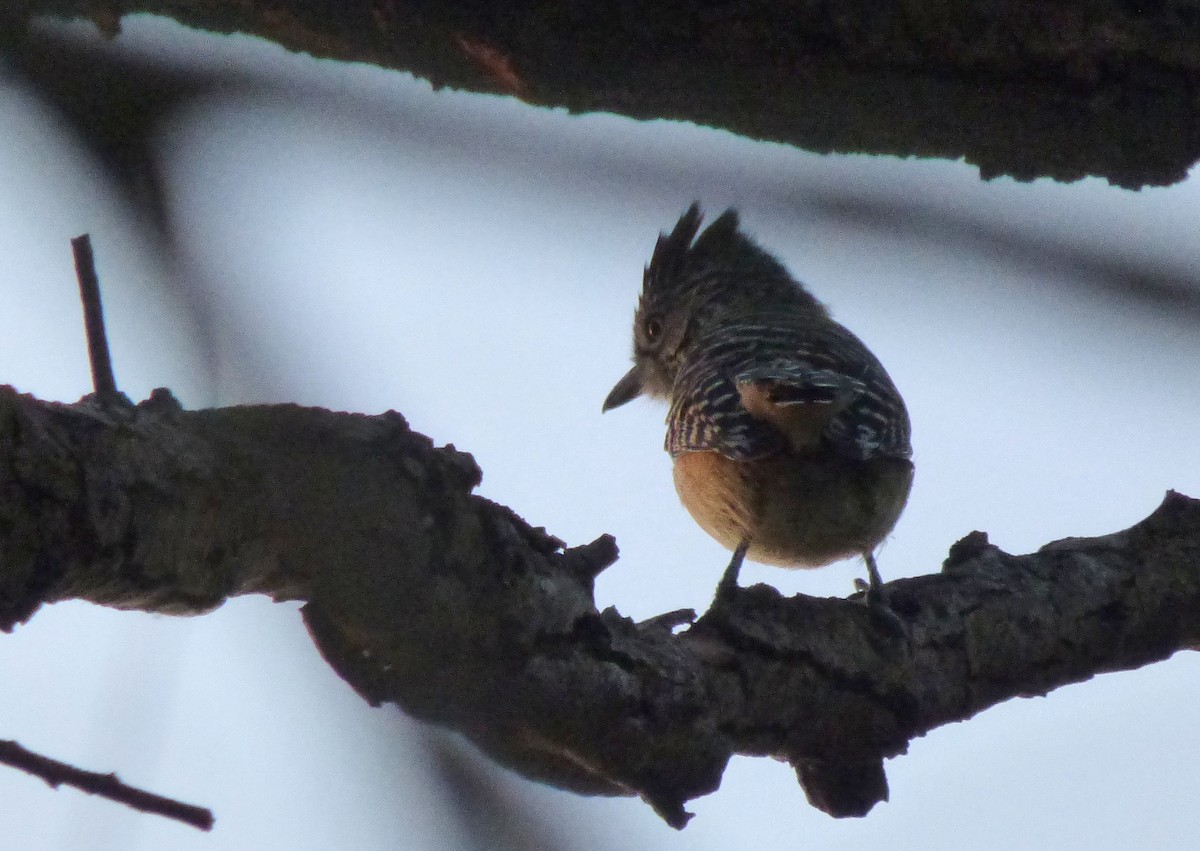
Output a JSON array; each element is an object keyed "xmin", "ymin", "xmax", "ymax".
[
  {"xmin": 733, "ymin": 362, "xmax": 866, "ymax": 453},
  {"xmin": 666, "ymin": 319, "xmax": 912, "ymax": 462},
  {"xmin": 802, "ymin": 322, "xmax": 912, "ymax": 462},
  {"xmin": 665, "ymin": 361, "xmax": 785, "ymax": 460}
]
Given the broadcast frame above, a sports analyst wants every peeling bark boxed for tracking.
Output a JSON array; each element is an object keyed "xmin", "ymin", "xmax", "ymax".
[
  {"xmin": 1, "ymin": 385, "xmax": 1198, "ymax": 826},
  {"xmin": 5, "ymin": 1, "xmax": 1200, "ymax": 187}
]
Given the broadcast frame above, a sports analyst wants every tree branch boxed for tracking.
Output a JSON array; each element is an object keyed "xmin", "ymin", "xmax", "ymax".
[
  {"xmin": 0, "ymin": 739, "xmax": 214, "ymax": 830},
  {"xmin": 1, "ymin": 385, "xmax": 1197, "ymax": 826},
  {"xmin": 8, "ymin": 0, "xmax": 1200, "ymax": 188},
  {"xmin": 70, "ymin": 233, "xmax": 119, "ymax": 397}
]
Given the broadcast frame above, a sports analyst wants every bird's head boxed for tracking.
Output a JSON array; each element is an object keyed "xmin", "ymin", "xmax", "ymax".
[{"xmin": 603, "ymin": 203, "xmax": 826, "ymax": 412}]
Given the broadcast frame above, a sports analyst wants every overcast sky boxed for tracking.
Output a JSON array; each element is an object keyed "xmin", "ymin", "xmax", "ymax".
[{"xmin": 2, "ymin": 14, "xmax": 1200, "ymax": 851}]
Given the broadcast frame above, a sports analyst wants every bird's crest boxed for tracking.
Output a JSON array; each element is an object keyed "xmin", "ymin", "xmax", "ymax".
[{"xmin": 640, "ymin": 204, "xmax": 822, "ymax": 321}]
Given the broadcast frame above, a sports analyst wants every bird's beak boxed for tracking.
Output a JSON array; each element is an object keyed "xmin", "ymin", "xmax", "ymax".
[{"xmin": 603, "ymin": 365, "xmax": 644, "ymax": 412}]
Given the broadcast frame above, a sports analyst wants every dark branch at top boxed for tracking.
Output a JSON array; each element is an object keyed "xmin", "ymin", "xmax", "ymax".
[
  {"xmin": 7, "ymin": 0, "xmax": 1200, "ymax": 187},
  {"xmin": 0, "ymin": 385, "xmax": 1197, "ymax": 826}
]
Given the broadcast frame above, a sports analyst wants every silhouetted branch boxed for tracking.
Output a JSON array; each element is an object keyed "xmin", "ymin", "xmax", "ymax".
[
  {"xmin": 7, "ymin": 1, "xmax": 1200, "ymax": 187},
  {"xmin": 1, "ymin": 383, "xmax": 1197, "ymax": 826},
  {"xmin": 0, "ymin": 739, "xmax": 214, "ymax": 831},
  {"xmin": 70, "ymin": 234, "xmax": 119, "ymax": 396}
]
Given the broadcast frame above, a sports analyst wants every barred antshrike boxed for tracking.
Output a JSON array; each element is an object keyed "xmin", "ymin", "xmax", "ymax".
[{"xmin": 603, "ymin": 205, "xmax": 913, "ymax": 601}]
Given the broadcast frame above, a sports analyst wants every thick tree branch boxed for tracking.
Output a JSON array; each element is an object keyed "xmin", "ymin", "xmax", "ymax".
[
  {"xmin": 1, "ymin": 385, "xmax": 1197, "ymax": 825},
  {"xmin": 7, "ymin": 1, "xmax": 1200, "ymax": 188}
]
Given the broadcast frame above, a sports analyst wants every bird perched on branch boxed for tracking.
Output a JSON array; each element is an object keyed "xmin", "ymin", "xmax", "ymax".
[{"xmin": 603, "ymin": 205, "xmax": 913, "ymax": 601}]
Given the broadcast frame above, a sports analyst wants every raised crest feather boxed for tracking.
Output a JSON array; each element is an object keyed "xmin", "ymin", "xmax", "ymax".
[{"xmin": 646, "ymin": 203, "xmax": 705, "ymax": 292}]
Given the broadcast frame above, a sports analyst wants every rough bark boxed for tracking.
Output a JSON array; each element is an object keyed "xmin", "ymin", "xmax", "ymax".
[
  {"xmin": 2, "ymin": 385, "xmax": 1197, "ymax": 826},
  {"xmin": 4, "ymin": 1, "xmax": 1200, "ymax": 188}
]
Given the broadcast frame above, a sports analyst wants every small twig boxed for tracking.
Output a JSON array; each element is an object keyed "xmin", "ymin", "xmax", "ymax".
[
  {"xmin": 638, "ymin": 608, "xmax": 696, "ymax": 632},
  {"xmin": 70, "ymin": 234, "xmax": 119, "ymax": 396},
  {"xmin": 0, "ymin": 738, "xmax": 214, "ymax": 831}
]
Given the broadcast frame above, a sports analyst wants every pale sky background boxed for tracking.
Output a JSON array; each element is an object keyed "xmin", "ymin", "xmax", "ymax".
[{"xmin": 2, "ymin": 14, "xmax": 1200, "ymax": 851}]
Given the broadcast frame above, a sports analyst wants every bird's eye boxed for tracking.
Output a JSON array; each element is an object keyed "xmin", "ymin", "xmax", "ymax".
[{"xmin": 645, "ymin": 317, "xmax": 663, "ymax": 342}]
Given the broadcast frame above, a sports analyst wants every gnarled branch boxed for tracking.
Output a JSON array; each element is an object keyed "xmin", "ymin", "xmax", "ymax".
[
  {"xmin": 6, "ymin": 1, "xmax": 1200, "ymax": 187},
  {"xmin": 1, "ymin": 385, "xmax": 1197, "ymax": 826}
]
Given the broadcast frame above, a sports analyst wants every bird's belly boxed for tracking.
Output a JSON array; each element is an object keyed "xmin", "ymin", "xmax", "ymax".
[
  {"xmin": 672, "ymin": 450, "xmax": 914, "ymax": 568},
  {"xmin": 672, "ymin": 451, "xmax": 756, "ymax": 553}
]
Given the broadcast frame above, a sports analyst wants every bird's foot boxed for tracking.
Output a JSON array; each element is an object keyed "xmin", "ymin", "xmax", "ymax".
[
  {"xmin": 854, "ymin": 557, "xmax": 907, "ymax": 638},
  {"xmin": 852, "ymin": 576, "xmax": 889, "ymax": 611}
]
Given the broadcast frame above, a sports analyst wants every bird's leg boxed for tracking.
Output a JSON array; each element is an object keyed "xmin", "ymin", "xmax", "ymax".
[
  {"xmin": 852, "ymin": 552, "xmax": 888, "ymax": 608},
  {"xmin": 859, "ymin": 551, "xmax": 908, "ymax": 637},
  {"xmin": 717, "ymin": 539, "xmax": 751, "ymax": 598},
  {"xmin": 865, "ymin": 552, "xmax": 884, "ymax": 596}
]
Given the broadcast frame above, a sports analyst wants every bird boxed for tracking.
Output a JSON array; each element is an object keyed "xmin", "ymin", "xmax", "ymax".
[{"xmin": 602, "ymin": 204, "xmax": 913, "ymax": 602}]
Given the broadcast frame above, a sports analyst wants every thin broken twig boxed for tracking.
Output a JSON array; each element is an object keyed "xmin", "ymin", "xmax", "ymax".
[
  {"xmin": 0, "ymin": 738, "xmax": 214, "ymax": 831},
  {"xmin": 70, "ymin": 233, "xmax": 119, "ymax": 396}
]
